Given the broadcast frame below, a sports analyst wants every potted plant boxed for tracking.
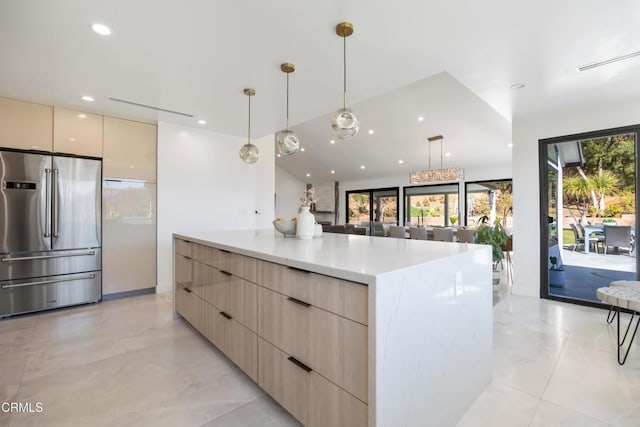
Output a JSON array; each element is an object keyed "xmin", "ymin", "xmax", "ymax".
[
  {"xmin": 449, "ymin": 215, "xmax": 458, "ymax": 226},
  {"xmin": 474, "ymin": 215, "xmax": 509, "ymax": 271},
  {"xmin": 548, "ymin": 256, "xmax": 565, "ymax": 287}
]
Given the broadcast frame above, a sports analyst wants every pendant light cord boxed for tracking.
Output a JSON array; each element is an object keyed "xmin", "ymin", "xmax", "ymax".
[
  {"xmin": 343, "ymin": 34, "xmax": 347, "ymax": 109},
  {"xmin": 247, "ymin": 93, "xmax": 251, "ymax": 144},
  {"xmin": 286, "ymin": 72, "xmax": 290, "ymax": 131}
]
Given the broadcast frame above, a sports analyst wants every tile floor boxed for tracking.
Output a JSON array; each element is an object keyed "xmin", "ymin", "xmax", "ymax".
[{"xmin": 0, "ymin": 289, "xmax": 638, "ymax": 427}]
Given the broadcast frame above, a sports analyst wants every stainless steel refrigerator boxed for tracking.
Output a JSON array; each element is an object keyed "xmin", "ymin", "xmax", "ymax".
[{"xmin": 0, "ymin": 150, "xmax": 102, "ymax": 317}]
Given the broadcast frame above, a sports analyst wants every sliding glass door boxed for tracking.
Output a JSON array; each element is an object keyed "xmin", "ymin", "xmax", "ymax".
[
  {"xmin": 465, "ymin": 180, "xmax": 513, "ymax": 229},
  {"xmin": 403, "ymin": 184, "xmax": 459, "ymax": 227},
  {"xmin": 539, "ymin": 125, "xmax": 639, "ymax": 306},
  {"xmin": 346, "ymin": 187, "xmax": 399, "ymax": 229}
]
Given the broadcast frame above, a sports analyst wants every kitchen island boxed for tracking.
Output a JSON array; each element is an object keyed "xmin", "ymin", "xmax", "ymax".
[{"xmin": 173, "ymin": 230, "xmax": 492, "ymax": 427}]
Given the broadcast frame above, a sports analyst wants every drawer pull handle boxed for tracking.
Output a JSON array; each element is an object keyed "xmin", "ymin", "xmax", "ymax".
[
  {"xmin": 220, "ymin": 249, "xmax": 231, "ymax": 254},
  {"xmin": 183, "ymin": 287, "xmax": 192, "ymax": 293},
  {"xmin": 287, "ymin": 297, "xmax": 311, "ymax": 308},
  {"xmin": 183, "ymin": 256, "xmax": 192, "ymax": 260},
  {"xmin": 220, "ymin": 270, "xmax": 232, "ymax": 276},
  {"xmin": 288, "ymin": 356, "xmax": 313, "ymax": 373},
  {"xmin": 219, "ymin": 311, "xmax": 233, "ymax": 320},
  {"xmin": 287, "ymin": 266, "xmax": 310, "ymax": 274}
]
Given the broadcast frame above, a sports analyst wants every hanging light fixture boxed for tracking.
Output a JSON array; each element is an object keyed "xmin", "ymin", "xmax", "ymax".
[
  {"xmin": 275, "ymin": 63, "xmax": 300, "ymax": 156},
  {"xmin": 331, "ymin": 21, "xmax": 359, "ymax": 140},
  {"xmin": 239, "ymin": 88, "xmax": 259, "ymax": 164},
  {"xmin": 409, "ymin": 135, "xmax": 464, "ymax": 183}
]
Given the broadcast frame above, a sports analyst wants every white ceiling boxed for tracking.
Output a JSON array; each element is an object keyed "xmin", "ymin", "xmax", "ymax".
[
  {"xmin": 1, "ymin": 0, "xmax": 639, "ymax": 179},
  {"xmin": 280, "ymin": 72, "xmax": 512, "ymax": 182}
]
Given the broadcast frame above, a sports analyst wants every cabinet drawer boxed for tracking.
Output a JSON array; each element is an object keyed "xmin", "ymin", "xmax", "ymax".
[
  {"xmin": 257, "ymin": 260, "xmax": 368, "ymax": 325},
  {"xmin": 225, "ymin": 318, "xmax": 258, "ymax": 381},
  {"xmin": 229, "ymin": 252, "xmax": 257, "ymax": 283},
  {"xmin": 175, "ymin": 254, "xmax": 192, "ymax": 290},
  {"xmin": 258, "ymin": 287, "xmax": 368, "ymax": 403},
  {"xmin": 193, "ymin": 244, "xmax": 231, "ymax": 271},
  {"xmin": 175, "ymin": 239, "xmax": 192, "ymax": 257},
  {"xmin": 176, "ymin": 286, "xmax": 204, "ymax": 332},
  {"xmin": 192, "ymin": 261, "xmax": 257, "ymax": 332},
  {"xmin": 258, "ymin": 338, "xmax": 367, "ymax": 427}
]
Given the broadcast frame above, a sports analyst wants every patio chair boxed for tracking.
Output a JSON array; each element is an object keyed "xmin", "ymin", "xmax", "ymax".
[
  {"xmin": 457, "ymin": 228, "xmax": 475, "ymax": 243},
  {"xmin": 388, "ymin": 226, "xmax": 406, "ymax": 238},
  {"xmin": 409, "ymin": 227, "xmax": 429, "ymax": 240},
  {"xmin": 578, "ymin": 223, "xmax": 605, "ymax": 252},
  {"xmin": 604, "ymin": 225, "xmax": 632, "ymax": 255},
  {"xmin": 433, "ymin": 228, "xmax": 454, "ymax": 242},
  {"xmin": 569, "ymin": 224, "xmax": 586, "ymax": 252}
]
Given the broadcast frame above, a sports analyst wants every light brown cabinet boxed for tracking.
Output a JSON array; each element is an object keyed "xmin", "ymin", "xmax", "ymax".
[
  {"xmin": 53, "ymin": 107, "xmax": 103, "ymax": 157},
  {"xmin": 174, "ymin": 239, "xmax": 368, "ymax": 426},
  {"xmin": 103, "ymin": 117, "xmax": 157, "ymax": 181},
  {"xmin": 0, "ymin": 97, "xmax": 53, "ymax": 151}
]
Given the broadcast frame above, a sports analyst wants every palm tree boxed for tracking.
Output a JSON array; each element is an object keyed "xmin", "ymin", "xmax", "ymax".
[
  {"xmin": 563, "ymin": 175, "xmax": 592, "ymax": 223},
  {"xmin": 589, "ymin": 170, "xmax": 620, "ymax": 213}
]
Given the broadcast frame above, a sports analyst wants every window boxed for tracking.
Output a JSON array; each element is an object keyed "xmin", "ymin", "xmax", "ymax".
[
  {"xmin": 403, "ymin": 184, "xmax": 459, "ymax": 227},
  {"xmin": 465, "ymin": 180, "xmax": 513, "ymax": 229},
  {"xmin": 346, "ymin": 188, "xmax": 399, "ymax": 225}
]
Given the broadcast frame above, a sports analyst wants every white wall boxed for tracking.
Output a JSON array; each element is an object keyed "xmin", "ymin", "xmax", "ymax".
[
  {"xmin": 512, "ymin": 99, "xmax": 640, "ymax": 297},
  {"xmin": 157, "ymin": 121, "xmax": 274, "ymax": 292},
  {"xmin": 337, "ymin": 163, "xmax": 512, "ymax": 224},
  {"xmin": 275, "ymin": 166, "xmax": 306, "ymax": 220}
]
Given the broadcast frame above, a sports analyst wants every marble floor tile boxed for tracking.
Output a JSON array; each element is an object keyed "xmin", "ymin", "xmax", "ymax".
[
  {"xmin": 529, "ymin": 400, "xmax": 614, "ymax": 427},
  {"xmin": 542, "ymin": 334, "xmax": 640, "ymax": 425},
  {"xmin": 202, "ymin": 396, "xmax": 300, "ymax": 427},
  {"xmin": 456, "ymin": 381, "xmax": 540, "ymax": 427}
]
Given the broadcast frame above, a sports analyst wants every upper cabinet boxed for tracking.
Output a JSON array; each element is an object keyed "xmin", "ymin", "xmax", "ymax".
[
  {"xmin": 0, "ymin": 97, "xmax": 53, "ymax": 151},
  {"xmin": 103, "ymin": 117, "xmax": 157, "ymax": 181},
  {"xmin": 53, "ymin": 108, "xmax": 103, "ymax": 158}
]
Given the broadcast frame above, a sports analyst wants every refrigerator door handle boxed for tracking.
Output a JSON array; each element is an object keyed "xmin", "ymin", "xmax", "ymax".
[
  {"xmin": 44, "ymin": 168, "xmax": 52, "ymax": 237},
  {"xmin": 52, "ymin": 169, "xmax": 59, "ymax": 238},
  {"xmin": 1, "ymin": 250, "xmax": 96, "ymax": 263},
  {"xmin": 1, "ymin": 273, "xmax": 96, "ymax": 289}
]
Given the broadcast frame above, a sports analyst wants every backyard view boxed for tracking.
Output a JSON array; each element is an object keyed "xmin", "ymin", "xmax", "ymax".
[{"xmin": 546, "ymin": 132, "xmax": 637, "ymax": 303}]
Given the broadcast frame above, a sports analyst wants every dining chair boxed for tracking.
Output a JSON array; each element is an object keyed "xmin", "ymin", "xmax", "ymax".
[
  {"xmin": 388, "ymin": 226, "xmax": 406, "ymax": 239},
  {"xmin": 457, "ymin": 228, "xmax": 475, "ymax": 243},
  {"xmin": 409, "ymin": 227, "xmax": 429, "ymax": 240},
  {"xmin": 371, "ymin": 222, "xmax": 385, "ymax": 237},
  {"xmin": 433, "ymin": 228, "xmax": 454, "ymax": 242}
]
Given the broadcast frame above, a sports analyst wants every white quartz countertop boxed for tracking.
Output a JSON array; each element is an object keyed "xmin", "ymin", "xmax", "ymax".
[{"xmin": 174, "ymin": 229, "xmax": 487, "ymax": 284}]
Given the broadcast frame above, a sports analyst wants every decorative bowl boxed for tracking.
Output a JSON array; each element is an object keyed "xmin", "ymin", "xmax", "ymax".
[{"xmin": 273, "ymin": 219, "xmax": 297, "ymax": 237}]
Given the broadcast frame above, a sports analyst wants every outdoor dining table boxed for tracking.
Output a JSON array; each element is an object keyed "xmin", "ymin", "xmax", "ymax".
[{"xmin": 583, "ymin": 224, "xmax": 636, "ymax": 255}]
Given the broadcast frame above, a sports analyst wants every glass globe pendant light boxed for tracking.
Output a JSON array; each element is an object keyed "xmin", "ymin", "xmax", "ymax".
[
  {"xmin": 239, "ymin": 88, "xmax": 259, "ymax": 164},
  {"xmin": 275, "ymin": 63, "xmax": 301, "ymax": 156},
  {"xmin": 331, "ymin": 22, "xmax": 359, "ymax": 140}
]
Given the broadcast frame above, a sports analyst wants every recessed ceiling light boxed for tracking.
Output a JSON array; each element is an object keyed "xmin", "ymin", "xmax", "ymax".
[
  {"xmin": 197, "ymin": 119, "xmax": 206, "ymax": 125},
  {"xmin": 81, "ymin": 95, "xmax": 94, "ymax": 102},
  {"xmin": 31, "ymin": 145, "xmax": 38, "ymax": 149},
  {"xmin": 330, "ymin": 140, "xmax": 335, "ymax": 144},
  {"xmin": 306, "ymin": 173, "xmax": 311, "ymax": 177},
  {"xmin": 508, "ymin": 143, "xmax": 514, "ymax": 148},
  {"xmin": 78, "ymin": 114, "xmax": 87, "ymax": 119},
  {"xmin": 418, "ymin": 116, "xmax": 424, "ymax": 122},
  {"xmin": 68, "ymin": 137, "xmax": 76, "ymax": 142},
  {"xmin": 277, "ymin": 153, "xmax": 281, "ymax": 157},
  {"xmin": 331, "ymin": 170, "xmax": 335, "ymax": 174},
  {"xmin": 510, "ymin": 83, "xmax": 525, "ymax": 90},
  {"xmin": 300, "ymin": 148, "xmax": 305, "ymax": 152},
  {"xmin": 368, "ymin": 129, "xmax": 374, "ymax": 135},
  {"xmin": 360, "ymin": 165, "xmax": 365, "ymax": 169},
  {"xmin": 398, "ymin": 159, "xmax": 404, "ymax": 164},
  {"xmin": 91, "ymin": 23, "xmax": 112, "ymax": 36},
  {"xmin": 445, "ymin": 152, "xmax": 451, "ymax": 157}
]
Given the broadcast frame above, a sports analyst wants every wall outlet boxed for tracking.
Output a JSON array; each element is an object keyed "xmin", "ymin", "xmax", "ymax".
[{"xmin": 455, "ymin": 271, "xmax": 463, "ymax": 296}]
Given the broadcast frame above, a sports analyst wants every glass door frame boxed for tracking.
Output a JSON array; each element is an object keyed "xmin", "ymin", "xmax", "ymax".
[
  {"xmin": 538, "ymin": 124, "xmax": 640, "ymax": 308},
  {"xmin": 345, "ymin": 187, "xmax": 400, "ymax": 225}
]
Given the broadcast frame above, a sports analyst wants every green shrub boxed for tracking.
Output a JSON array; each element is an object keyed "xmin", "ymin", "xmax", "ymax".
[{"xmin": 603, "ymin": 204, "xmax": 623, "ymax": 218}]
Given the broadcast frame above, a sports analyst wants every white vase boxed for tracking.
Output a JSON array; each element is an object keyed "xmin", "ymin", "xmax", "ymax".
[
  {"xmin": 296, "ymin": 206, "xmax": 315, "ymax": 240},
  {"xmin": 314, "ymin": 223, "xmax": 323, "ymax": 238}
]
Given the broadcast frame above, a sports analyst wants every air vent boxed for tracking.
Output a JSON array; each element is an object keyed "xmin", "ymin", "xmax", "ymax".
[
  {"xmin": 107, "ymin": 97, "xmax": 194, "ymax": 117},
  {"xmin": 578, "ymin": 50, "xmax": 640, "ymax": 72}
]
